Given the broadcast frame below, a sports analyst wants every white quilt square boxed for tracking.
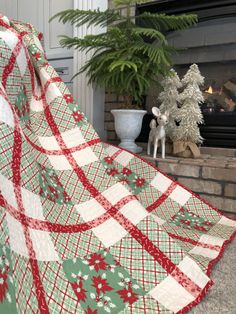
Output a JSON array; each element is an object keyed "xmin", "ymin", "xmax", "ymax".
[
  {"xmin": 48, "ymin": 155, "xmax": 73, "ymax": 170},
  {"xmin": 0, "ymin": 30, "xmax": 18, "ymax": 50},
  {"xmin": 72, "ymin": 147, "xmax": 98, "ymax": 167},
  {"xmin": 30, "ymin": 95, "xmax": 44, "ymax": 112},
  {"xmin": 149, "ymin": 275, "xmax": 195, "ymax": 313},
  {"xmin": 106, "ymin": 145, "xmax": 119, "ymax": 156},
  {"xmin": 75, "ymin": 198, "xmax": 106, "ymax": 222},
  {"xmin": 189, "ymin": 246, "xmax": 219, "ymax": 259},
  {"xmin": 0, "ymin": 174, "xmax": 17, "ymax": 209},
  {"xmin": 17, "ymin": 47, "xmax": 27, "ymax": 76},
  {"xmin": 46, "ymin": 82, "xmax": 62, "ymax": 105},
  {"xmin": 218, "ymin": 216, "xmax": 236, "ymax": 227},
  {"xmin": 169, "ymin": 185, "xmax": 191, "ymax": 206},
  {"xmin": 61, "ymin": 127, "xmax": 85, "ymax": 149},
  {"xmin": 101, "ymin": 183, "xmax": 131, "ymax": 205},
  {"xmin": 0, "ymin": 95, "xmax": 14, "ymax": 128},
  {"xmin": 6, "ymin": 213, "xmax": 28, "ymax": 257},
  {"xmin": 120, "ymin": 200, "xmax": 148, "ymax": 225},
  {"xmin": 38, "ymin": 135, "xmax": 61, "ymax": 151},
  {"xmin": 199, "ymin": 234, "xmax": 225, "ymax": 247},
  {"xmin": 178, "ymin": 256, "xmax": 209, "ymax": 289},
  {"xmin": 29, "ymin": 229, "xmax": 60, "ymax": 261},
  {"xmin": 40, "ymin": 68, "xmax": 54, "ymax": 89},
  {"xmin": 93, "ymin": 218, "xmax": 127, "ymax": 247},
  {"xmin": 21, "ymin": 187, "xmax": 45, "ymax": 220},
  {"xmin": 150, "ymin": 172, "xmax": 172, "ymax": 193}
]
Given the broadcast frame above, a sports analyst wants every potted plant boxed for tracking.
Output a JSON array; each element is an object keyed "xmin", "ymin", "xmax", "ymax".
[{"xmin": 51, "ymin": 0, "xmax": 197, "ymax": 153}]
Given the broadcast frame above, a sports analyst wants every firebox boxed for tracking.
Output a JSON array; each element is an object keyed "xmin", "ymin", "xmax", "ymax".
[{"xmin": 136, "ymin": 0, "xmax": 236, "ymax": 148}]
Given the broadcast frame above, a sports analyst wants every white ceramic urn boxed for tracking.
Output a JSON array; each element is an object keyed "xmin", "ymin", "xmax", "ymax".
[{"xmin": 111, "ymin": 109, "xmax": 147, "ymax": 153}]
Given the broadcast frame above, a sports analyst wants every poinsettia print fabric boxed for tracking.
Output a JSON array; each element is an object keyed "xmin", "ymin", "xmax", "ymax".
[
  {"xmin": 38, "ymin": 164, "xmax": 72, "ymax": 204},
  {"xmin": 102, "ymin": 157, "xmax": 148, "ymax": 194},
  {"xmin": 63, "ymin": 250, "xmax": 145, "ymax": 313},
  {"xmin": 171, "ymin": 208, "xmax": 214, "ymax": 232}
]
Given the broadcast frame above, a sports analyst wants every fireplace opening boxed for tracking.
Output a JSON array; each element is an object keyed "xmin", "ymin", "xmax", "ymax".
[
  {"xmin": 173, "ymin": 61, "xmax": 236, "ymax": 147},
  {"xmin": 136, "ymin": 0, "xmax": 236, "ymax": 148}
]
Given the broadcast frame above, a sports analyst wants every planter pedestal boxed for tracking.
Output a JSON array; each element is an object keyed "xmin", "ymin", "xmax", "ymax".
[{"xmin": 111, "ymin": 109, "xmax": 147, "ymax": 154}]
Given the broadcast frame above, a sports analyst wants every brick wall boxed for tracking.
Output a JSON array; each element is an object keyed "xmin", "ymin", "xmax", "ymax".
[
  {"xmin": 105, "ymin": 92, "xmax": 124, "ymax": 142},
  {"xmin": 143, "ymin": 150, "xmax": 236, "ymax": 214}
]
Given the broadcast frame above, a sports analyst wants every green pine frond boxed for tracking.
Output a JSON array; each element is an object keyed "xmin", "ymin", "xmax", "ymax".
[
  {"xmin": 59, "ymin": 28, "xmax": 130, "ymax": 53},
  {"xmin": 59, "ymin": 36, "xmax": 84, "ymax": 49},
  {"xmin": 136, "ymin": 12, "xmax": 197, "ymax": 31},
  {"xmin": 129, "ymin": 43, "xmax": 170, "ymax": 65},
  {"xmin": 132, "ymin": 27, "xmax": 167, "ymax": 42},
  {"xmin": 50, "ymin": 9, "xmax": 122, "ymax": 28},
  {"xmin": 59, "ymin": 34, "xmax": 111, "ymax": 51},
  {"xmin": 109, "ymin": 60, "xmax": 138, "ymax": 72}
]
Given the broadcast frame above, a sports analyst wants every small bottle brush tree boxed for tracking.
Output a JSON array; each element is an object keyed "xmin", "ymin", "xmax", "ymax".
[
  {"xmin": 172, "ymin": 64, "xmax": 204, "ymax": 157},
  {"xmin": 158, "ymin": 69, "xmax": 182, "ymax": 139}
]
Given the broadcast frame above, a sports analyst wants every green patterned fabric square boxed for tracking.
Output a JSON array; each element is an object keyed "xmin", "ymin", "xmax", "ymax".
[
  {"xmin": 38, "ymin": 164, "xmax": 72, "ymax": 205},
  {"xmin": 170, "ymin": 207, "xmax": 214, "ymax": 233},
  {"xmin": 15, "ymin": 85, "xmax": 30, "ymax": 124},
  {"xmin": 137, "ymin": 185, "xmax": 162, "ymax": 208},
  {"xmin": 127, "ymin": 157, "xmax": 157, "ymax": 183},
  {"xmin": 184, "ymin": 196, "xmax": 221, "ymax": 224},
  {"xmin": 48, "ymin": 96, "xmax": 78, "ymax": 133},
  {"xmin": 102, "ymin": 157, "xmax": 148, "ymax": 195},
  {"xmin": 63, "ymin": 250, "xmax": 146, "ymax": 313}
]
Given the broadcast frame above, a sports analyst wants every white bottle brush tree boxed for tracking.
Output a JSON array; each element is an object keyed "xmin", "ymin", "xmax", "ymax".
[
  {"xmin": 172, "ymin": 64, "xmax": 205, "ymax": 157},
  {"xmin": 158, "ymin": 69, "xmax": 182, "ymax": 139}
]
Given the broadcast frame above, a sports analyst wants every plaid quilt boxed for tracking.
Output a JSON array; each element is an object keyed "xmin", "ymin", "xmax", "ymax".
[{"xmin": 0, "ymin": 15, "xmax": 235, "ymax": 314}]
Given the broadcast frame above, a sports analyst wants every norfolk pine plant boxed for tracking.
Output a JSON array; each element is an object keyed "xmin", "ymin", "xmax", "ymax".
[{"xmin": 52, "ymin": 0, "xmax": 197, "ymax": 108}]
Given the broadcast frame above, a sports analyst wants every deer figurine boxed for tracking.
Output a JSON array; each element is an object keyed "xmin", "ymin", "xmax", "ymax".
[{"xmin": 147, "ymin": 107, "xmax": 169, "ymax": 159}]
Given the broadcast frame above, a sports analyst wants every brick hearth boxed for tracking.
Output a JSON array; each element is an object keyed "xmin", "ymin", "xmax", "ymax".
[
  {"xmin": 105, "ymin": 92, "xmax": 236, "ymax": 214},
  {"xmin": 141, "ymin": 147, "xmax": 236, "ymax": 215}
]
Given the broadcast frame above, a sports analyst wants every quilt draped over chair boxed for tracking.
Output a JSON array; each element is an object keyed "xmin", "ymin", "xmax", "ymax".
[{"xmin": 0, "ymin": 15, "xmax": 235, "ymax": 314}]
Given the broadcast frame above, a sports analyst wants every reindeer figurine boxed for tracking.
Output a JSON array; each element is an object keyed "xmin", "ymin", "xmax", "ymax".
[{"xmin": 147, "ymin": 107, "xmax": 169, "ymax": 159}]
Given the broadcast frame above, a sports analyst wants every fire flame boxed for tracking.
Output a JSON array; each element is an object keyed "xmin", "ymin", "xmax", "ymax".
[{"xmin": 206, "ymin": 86, "xmax": 213, "ymax": 94}]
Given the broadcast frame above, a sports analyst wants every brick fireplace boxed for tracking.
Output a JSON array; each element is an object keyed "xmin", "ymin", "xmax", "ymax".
[
  {"xmin": 141, "ymin": 146, "xmax": 236, "ymax": 215},
  {"xmin": 105, "ymin": 0, "xmax": 236, "ymax": 214}
]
